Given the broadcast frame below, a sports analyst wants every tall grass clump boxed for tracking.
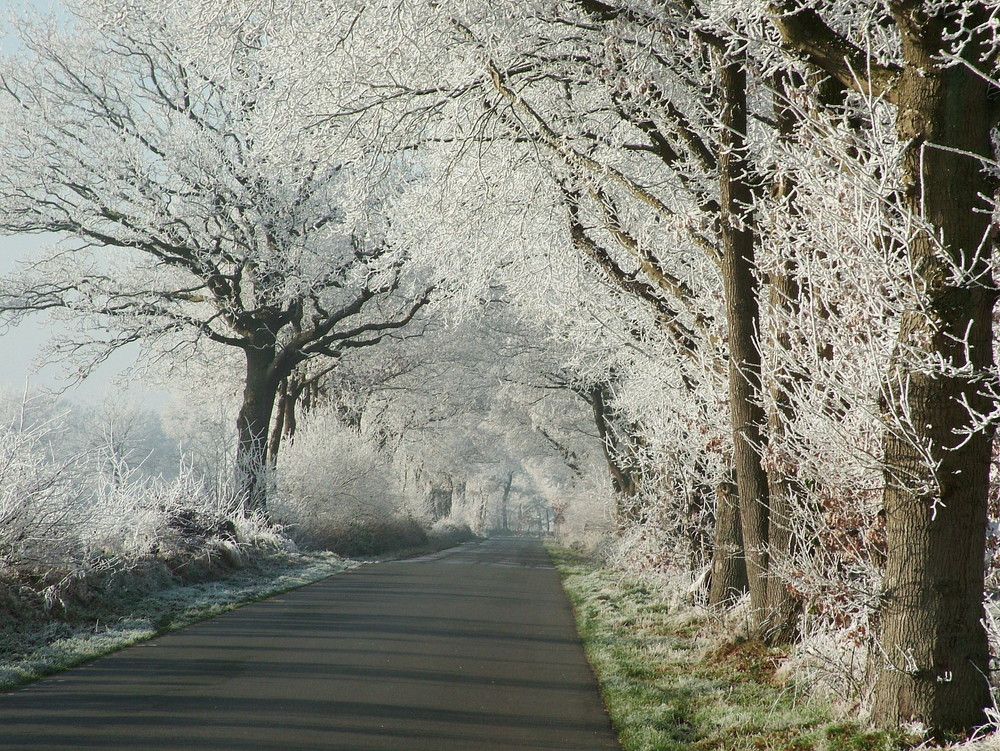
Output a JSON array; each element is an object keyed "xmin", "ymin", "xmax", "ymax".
[
  {"xmin": 0, "ymin": 393, "xmax": 362, "ymax": 692},
  {"xmin": 0, "ymin": 394, "xmax": 293, "ymax": 640}
]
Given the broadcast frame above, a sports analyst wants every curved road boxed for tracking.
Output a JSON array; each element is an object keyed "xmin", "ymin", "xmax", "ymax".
[{"xmin": 0, "ymin": 538, "xmax": 621, "ymax": 750}]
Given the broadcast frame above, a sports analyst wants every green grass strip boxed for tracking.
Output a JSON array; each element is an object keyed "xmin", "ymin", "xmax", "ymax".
[{"xmin": 547, "ymin": 544, "xmax": 901, "ymax": 751}]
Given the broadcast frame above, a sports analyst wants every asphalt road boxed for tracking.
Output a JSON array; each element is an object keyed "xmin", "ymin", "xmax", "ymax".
[{"xmin": 0, "ymin": 538, "xmax": 621, "ymax": 750}]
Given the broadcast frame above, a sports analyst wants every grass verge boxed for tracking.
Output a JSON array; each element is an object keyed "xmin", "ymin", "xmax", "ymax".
[
  {"xmin": 0, "ymin": 551, "xmax": 357, "ymax": 692},
  {"xmin": 547, "ymin": 544, "xmax": 902, "ymax": 751}
]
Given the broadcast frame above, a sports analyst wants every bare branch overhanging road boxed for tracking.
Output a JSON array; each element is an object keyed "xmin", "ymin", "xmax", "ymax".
[{"xmin": 0, "ymin": 538, "xmax": 621, "ymax": 750}]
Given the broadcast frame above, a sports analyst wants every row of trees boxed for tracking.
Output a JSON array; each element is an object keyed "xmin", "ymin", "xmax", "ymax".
[
  {"xmin": 0, "ymin": 0, "xmax": 997, "ymax": 739},
  {"xmin": 379, "ymin": 0, "xmax": 999, "ymax": 736}
]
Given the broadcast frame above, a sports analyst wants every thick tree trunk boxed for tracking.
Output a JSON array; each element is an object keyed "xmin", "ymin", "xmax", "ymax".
[
  {"xmin": 871, "ymin": 57, "xmax": 997, "ymax": 736},
  {"xmin": 708, "ymin": 475, "xmax": 749, "ymax": 607},
  {"xmin": 763, "ymin": 258, "xmax": 802, "ymax": 645},
  {"xmin": 766, "ymin": 2, "xmax": 998, "ymax": 734},
  {"xmin": 716, "ymin": 50, "xmax": 771, "ymax": 633},
  {"xmin": 236, "ymin": 345, "xmax": 281, "ymax": 515},
  {"xmin": 762, "ymin": 73, "xmax": 804, "ymax": 645}
]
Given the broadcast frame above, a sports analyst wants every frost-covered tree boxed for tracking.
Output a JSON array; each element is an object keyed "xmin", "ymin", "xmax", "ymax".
[
  {"xmin": 0, "ymin": 1, "xmax": 430, "ymax": 511},
  {"xmin": 264, "ymin": 0, "xmax": 1000, "ymax": 734},
  {"xmin": 350, "ymin": 1, "xmax": 1000, "ymax": 733},
  {"xmin": 767, "ymin": 0, "xmax": 1000, "ymax": 734}
]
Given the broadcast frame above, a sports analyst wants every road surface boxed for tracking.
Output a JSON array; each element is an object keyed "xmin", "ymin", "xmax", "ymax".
[{"xmin": 0, "ymin": 538, "xmax": 621, "ymax": 750}]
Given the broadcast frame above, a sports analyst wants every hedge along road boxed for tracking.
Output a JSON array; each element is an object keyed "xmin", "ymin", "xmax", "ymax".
[{"xmin": 0, "ymin": 538, "xmax": 621, "ymax": 751}]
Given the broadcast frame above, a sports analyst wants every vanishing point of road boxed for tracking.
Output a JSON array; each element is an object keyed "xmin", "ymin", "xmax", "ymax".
[{"xmin": 0, "ymin": 538, "xmax": 621, "ymax": 750}]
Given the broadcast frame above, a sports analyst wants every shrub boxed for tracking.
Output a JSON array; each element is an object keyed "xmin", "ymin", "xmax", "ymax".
[
  {"xmin": 428, "ymin": 518, "xmax": 477, "ymax": 546},
  {"xmin": 273, "ymin": 406, "xmax": 415, "ymax": 552},
  {"xmin": 303, "ymin": 517, "xmax": 428, "ymax": 557}
]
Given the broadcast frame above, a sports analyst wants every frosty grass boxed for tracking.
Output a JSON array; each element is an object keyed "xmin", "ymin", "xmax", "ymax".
[{"xmin": 0, "ymin": 552, "xmax": 358, "ymax": 691}]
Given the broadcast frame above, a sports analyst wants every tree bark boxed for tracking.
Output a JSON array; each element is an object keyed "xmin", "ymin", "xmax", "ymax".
[
  {"xmin": 762, "ymin": 72, "xmax": 805, "ymax": 646},
  {"xmin": 589, "ymin": 382, "xmax": 638, "ymax": 498},
  {"xmin": 268, "ymin": 372, "xmax": 307, "ymax": 464},
  {"xmin": 768, "ymin": 3, "xmax": 999, "ymax": 730},
  {"xmin": 708, "ymin": 475, "xmax": 749, "ymax": 607},
  {"xmin": 268, "ymin": 377, "xmax": 289, "ymax": 464},
  {"xmin": 587, "ymin": 381, "xmax": 649, "ymax": 531},
  {"xmin": 236, "ymin": 344, "xmax": 281, "ymax": 515},
  {"xmin": 716, "ymin": 48, "xmax": 771, "ymax": 633},
  {"xmin": 498, "ymin": 471, "xmax": 514, "ymax": 532},
  {"xmin": 763, "ymin": 278, "xmax": 802, "ymax": 643},
  {"xmin": 871, "ymin": 47, "xmax": 997, "ymax": 736}
]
